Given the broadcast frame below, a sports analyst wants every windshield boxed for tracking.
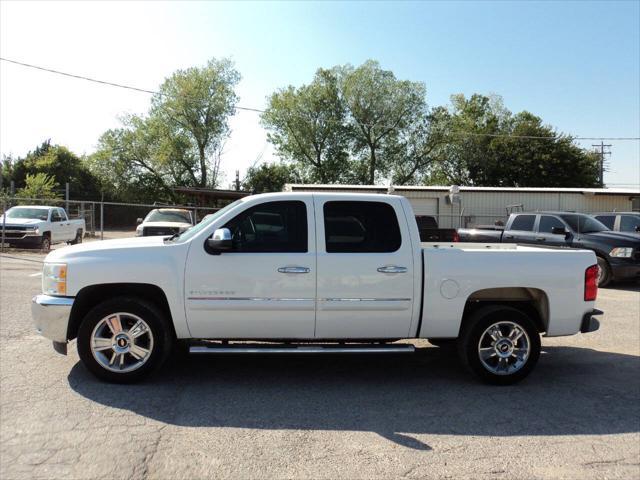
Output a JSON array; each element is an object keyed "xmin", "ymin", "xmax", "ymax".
[
  {"xmin": 560, "ymin": 214, "xmax": 609, "ymax": 233},
  {"xmin": 170, "ymin": 200, "xmax": 244, "ymax": 243},
  {"xmin": 145, "ymin": 209, "xmax": 192, "ymax": 224},
  {"xmin": 4, "ymin": 207, "xmax": 49, "ymax": 221}
]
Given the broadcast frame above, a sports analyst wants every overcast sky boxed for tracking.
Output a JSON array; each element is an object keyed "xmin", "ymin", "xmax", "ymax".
[{"xmin": 1, "ymin": 0, "xmax": 638, "ymax": 188}]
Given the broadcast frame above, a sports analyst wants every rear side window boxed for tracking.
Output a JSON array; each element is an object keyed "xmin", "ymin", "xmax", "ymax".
[
  {"xmin": 510, "ymin": 214, "xmax": 536, "ymax": 232},
  {"xmin": 620, "ymin": 215, "xmax": 640, "ymax": 232},
  {"xmin": 538, "ymin": 215, "xmax": 565, "ymax": 233},
  {"xmin": 324, "ymin": 201, "xmax": 401, "ymax": 253},
  {"xmin": 223, "ymin": 201, "xmax": 307, "ymax": 253},
  {"xmin": 595, "ymin": 215, "xmax": 615, "ymax": 230}
]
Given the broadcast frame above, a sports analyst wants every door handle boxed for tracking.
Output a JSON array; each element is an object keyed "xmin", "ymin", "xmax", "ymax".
[
  {"xmin": 377, "ymin": 265, "xmax": 408, "ymax": 274},
  {"xmin": 504, "ymin": 235, "xmax": 515, "ymax": 240},
  {"xmin": 535, "ymin": 237, "xmax": 546, "ymax": 241},
  {"xmin": 277, "ymin": 266, "xmax": 310, "ymax": 274}
]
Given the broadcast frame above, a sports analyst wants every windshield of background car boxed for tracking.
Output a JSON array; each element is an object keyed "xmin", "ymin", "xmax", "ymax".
[
  {"xmin": 5, "ymin": 207, "xmax": 49, "ymax": 220},
  {"xmin": 146, "ymin": 210, "xmax": 192, "ymax": 224},
  {"xmin": 170, "ymin": 200, "xmax": 243, "ymax": 243},
  {"xmin": 560, "ymin": 214, "xmax": 609, "ymax": 233}
]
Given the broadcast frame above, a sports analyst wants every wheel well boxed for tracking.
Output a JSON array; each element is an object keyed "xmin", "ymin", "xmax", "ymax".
[
  {"xmin": 42, "ymin": 231, "xmax": 50, "ymax": 238},
  {"xmin": 462, "ymin": 287, "xmax": 549, "ymax": 333},
  {"xmin": 67, "ymin": 283, "xmax": 176, "ymax": 341}
]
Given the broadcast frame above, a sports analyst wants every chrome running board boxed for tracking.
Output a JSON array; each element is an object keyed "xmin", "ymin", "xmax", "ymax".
[{"xmin": 189, "ymin": 344, "xmax": 415, "ymax": 354}]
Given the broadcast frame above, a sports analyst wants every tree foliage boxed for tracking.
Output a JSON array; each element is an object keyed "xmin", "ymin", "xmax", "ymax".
[
  {"xmin": 16, "ymin": 173, "xmax": 61, "ymax": 200},
  {"xmin": 429, "ymin": 94, "xmax": 600, "ymax": 187},
  {"xmin": 242, "ymin": 163, "xmax": 300, "ymax": 193},
  {"xmin": 8, "ymin": 140, "xmax": 101, "ymax": 199}
]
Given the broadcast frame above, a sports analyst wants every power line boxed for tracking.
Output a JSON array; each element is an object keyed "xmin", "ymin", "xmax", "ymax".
[{"xmin": 2, "ymin": 56, "xmax": 639, "ymax": 142}]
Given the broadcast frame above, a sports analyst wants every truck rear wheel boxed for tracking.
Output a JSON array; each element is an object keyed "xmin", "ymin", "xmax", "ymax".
[
  {"xmin": 77, "ymin": 297, "xmax": 173, "ymax": 383},
  {"xmin": 70, "ymin": 229, "xmax": 83, "ymax": 245},
  {"xmin": 457, "ymin": 305, "xmax": 540, "ymax": 385}
]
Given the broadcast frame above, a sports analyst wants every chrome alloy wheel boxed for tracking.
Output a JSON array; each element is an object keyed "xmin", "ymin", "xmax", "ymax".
[
  {"xmin": 477, "ymin": 321, "xmax": 530, "ymax": 376},
  {"xmin": 90, "ymin": 312, "xmax": 154, "ymax": 373}
]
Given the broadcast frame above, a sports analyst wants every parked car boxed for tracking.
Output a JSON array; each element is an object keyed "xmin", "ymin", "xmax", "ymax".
[
  {"xmin": 458, "ymin": 211, "xmax": 640, "ymax": 286},
  {"xmin": 415, "ymin": 215, "xmax": 459, "ymax": 242},
  {"xmin": 32, "ymin": 193, "xmax": 601, "ymax": 385},
  {"xmin": 135, "ymin": 208, "xmax": 193, "ymax": 237},
  {"xmin": 591, "ymin": 212, "xmax": 640, "ymax": 233},
  {"xmin": 1, "ymin": 205, "xmax": 85, "ymax": 251}
]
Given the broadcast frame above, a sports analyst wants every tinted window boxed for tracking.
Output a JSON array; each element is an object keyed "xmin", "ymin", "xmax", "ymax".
[
  {"xmin": 57, "ymin": 208, "xmax": 66, "ymax": 220},
  {"xmin": 620, "ymin": 215, "xmax": 640, "ymax": 232},
  {"xmin": 146, "ymin": 209, "xmax": 192, "ymax": 224},
  {"xmin": 223, "ymin": 201, "xmax": 307, "ymax": 253},
  {"xmin": 539, "ymin": 215, "xmax": 565, "ymax": 233},
  {"xmin": 560, "ymin": 214, "xmax": 608, "ymax": 233},
  {"xmin": 510, "ymin": 215, "xmax": 536, "ymax": 232},
  {"xmin": 324, "ymin": 201, "xmax": 401, "ymax": 253},
  {"xmin": 51, "ymin": 210, "xmax": 62, "ymax": 222},
  {"xmin": 595, "ymin": 215, "xmax": 615, "ymax": 230}
]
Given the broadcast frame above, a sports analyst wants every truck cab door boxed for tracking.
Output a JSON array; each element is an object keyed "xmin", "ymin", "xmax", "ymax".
[
  {"xmin": 503, "ymin": 214, "xmax": 537, "ymax": 243},
  {"xmin": 314, "ymin": 197, "xmax": 415, "ymax": 339},
  {"xmin": 536, "ymin": 215, "xmax": 571, "ymax": 247},
  {"xmin": 184, "ymin": 199, "xmax": 316, "ymax": 339},
  {"xmin": 49, "ymin": 209, "xmax": 65, "ymax": 242}
]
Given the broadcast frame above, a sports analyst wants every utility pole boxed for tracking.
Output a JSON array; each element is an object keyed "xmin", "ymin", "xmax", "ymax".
[
  {"xmin": 235, "ymin": 170, "xmax": 240, "ymax": 191},
  {"xmin": 592, "ymin": 141, "xmax": 611, "ymax": 187}
]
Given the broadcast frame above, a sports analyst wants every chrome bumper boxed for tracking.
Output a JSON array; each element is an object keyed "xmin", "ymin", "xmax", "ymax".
[{"xmin": 32, "ymin": 295, "xmax": 74, "ymax": 349}]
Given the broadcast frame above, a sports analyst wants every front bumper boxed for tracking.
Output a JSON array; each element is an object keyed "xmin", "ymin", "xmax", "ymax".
[
  {"xmin": 32, "ymin": 294, "xmax": 74, "ymax": 353},
  {"xmin": 610, "ymin": 260, "xmax": 640, "ymax": 282}
]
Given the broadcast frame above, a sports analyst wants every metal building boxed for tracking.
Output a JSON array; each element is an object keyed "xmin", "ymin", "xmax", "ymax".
[{"xmin": 284, "ymin": 184, "xmax": 640, "ymax": 228}]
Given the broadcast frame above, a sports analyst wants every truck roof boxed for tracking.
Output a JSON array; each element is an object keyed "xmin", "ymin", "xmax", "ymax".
[{"xmin": 10, "ymin": 205, "xmax": 54, "ymax": 210}]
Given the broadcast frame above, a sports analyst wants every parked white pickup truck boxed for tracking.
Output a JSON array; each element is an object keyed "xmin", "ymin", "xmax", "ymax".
[
  {"xmin": 31, "ymin": 193, "xmax": 601, "ymax": 384},
  {"xmin": 1, "ymin": 205, "xmax": 85, "ymax": 251}
]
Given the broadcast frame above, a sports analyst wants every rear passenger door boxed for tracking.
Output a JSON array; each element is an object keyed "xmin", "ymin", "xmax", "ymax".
[
  {"xmin": 314, "ymin": 197, "xmax": 415, "ymax": 339},
  {"xmin": 504, "ymin": 214, "xmax": 537, "ymax": 243}
]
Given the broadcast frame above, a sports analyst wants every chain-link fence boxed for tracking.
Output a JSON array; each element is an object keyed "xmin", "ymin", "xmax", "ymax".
[{"xmin": 0, "ymin": 197, "xmax": 220, "ymax": 252}]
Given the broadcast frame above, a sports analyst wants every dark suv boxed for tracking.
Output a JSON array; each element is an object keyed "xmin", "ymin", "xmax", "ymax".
[{"xmin": 591, "ymin": 212, "xmax": 640, "ymax": 234}]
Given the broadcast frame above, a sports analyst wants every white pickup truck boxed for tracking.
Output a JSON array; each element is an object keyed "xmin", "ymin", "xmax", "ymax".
[
  {"xmin": 1, "ymin": 205, "xmax": 85, "ymax": 251},
  {"xmin": 31, "ymin": 193, "xmax": 601, "ymax": 384}
]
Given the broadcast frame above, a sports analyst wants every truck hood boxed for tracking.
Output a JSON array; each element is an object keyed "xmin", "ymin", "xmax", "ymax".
[
  {"xmin": 0, "ymin": 217, "xmax": 43, "ymax": 226},
  {"xmin": 141, "ymin": 221, "xmax": 192, "ymax": 229},
  {"xmin": 45, "ymin": 236, "xmax": 167, "ymax": 262},
  {"xmin": 583, "ymin": 231, "xmax": 640, "ymax": 244}
]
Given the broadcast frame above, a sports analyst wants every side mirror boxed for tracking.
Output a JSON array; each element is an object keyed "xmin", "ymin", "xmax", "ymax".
[
  {"xmin": 136, "ymin": 218, "xmax": 143, "ymax": 225},
  {"xmin": 551, "ymin": 226, "xmax": 570, "ymax": 237},
  {"xmin": 635, "ymin": 226, "xmax": 640, "ymax": 233},
  {"xmin": 206, "ymin": 228, "xmax": 233, "ymax": 251}
]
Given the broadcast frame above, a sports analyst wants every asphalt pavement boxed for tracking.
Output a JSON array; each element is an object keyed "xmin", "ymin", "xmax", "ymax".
[{"xmin": 0, "ymin": 252, "xmax": 638, "ymax": 479}]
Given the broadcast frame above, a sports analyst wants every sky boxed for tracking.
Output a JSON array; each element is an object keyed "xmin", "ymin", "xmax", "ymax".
[{"xmin": 1, "ymin": 0, "xmax": 639, "ymax": 189}]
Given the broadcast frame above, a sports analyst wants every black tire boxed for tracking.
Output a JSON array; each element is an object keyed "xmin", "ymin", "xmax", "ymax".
[
  {"xmin": 596, "ymin": 256, "xmax": 611, "ymax": 287},
  {"xmin": 40, "ymin": 234, "xmax": 51, "ymax": 252},
  {"xmin": 70, "ymin": 230, "xmax": 83, "ymax": 245},
  {"xmin": 77, "ymin": 297, "xmax": 173, "ymax": 383},
  {"xmin": 457, "ymin": 305, "xmax": 541, "ymax": 385}
]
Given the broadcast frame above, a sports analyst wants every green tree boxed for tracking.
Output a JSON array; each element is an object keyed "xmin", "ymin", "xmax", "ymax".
[
  {"xmin": 339, "ymin": 60, "xmax": 428, "ymax": 184},
  {"xmin": 16, "ymin": 173, "xmax": 61, "ymax": 200},
  {"xmin": 429, "ymin": 94, "xmax": 600, "ymax": 187},
  {"xmin": 242, "ymin": 163, "xmax": 302, "ymax": 193},
  {"xmin": 10, "ymin": 141, "xmax": 101, "ymax": 199},
  {"xmin": 151, "ymin": 58, "xmax": 240, "ymax": 187},
  {"xmin": 262, "ymin": 69, "xmax": 350, "ymax": 183}
]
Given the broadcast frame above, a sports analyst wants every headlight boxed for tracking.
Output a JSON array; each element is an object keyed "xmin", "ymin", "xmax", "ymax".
[
  {"xmin": 609, "ymin": 247, "xmax": 633, "ymax": 258},
  {"xmin": 136, "ymin": 225, "xmax": 143, "ymax": 236},
  {"xmin": 42, "ymin": 263, "xmax": 67, "ymax": 296}
]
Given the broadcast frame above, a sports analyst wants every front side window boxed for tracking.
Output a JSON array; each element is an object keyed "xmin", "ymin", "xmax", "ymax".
[
  {"xmin": 324, "ymin": 201, "xmax": 401, "ymax": 253},
  {"xmin": 223, "ymin": 201, "xmax": 307, "ymax": 253},
  {"xmin": 510, "ymin": 214, "xmax": 536, "ymax": 232},
  {"xmin": 538, "ymin": 215, "xmax": 565, "ymax": 233},
  {"xmin": 595, "ymin": 215, "xmax": 615, "ymax": 230},
  {"xmin": 51, "ymin": 210, "xmax": 62, "ymax": 222},
  {"xmin": 560, "ymin": 214, "xmax": 608, "ymax": 233},
  {"xmin": 620, "ymin": 215, "xmax": 640, "ymax": 232}
]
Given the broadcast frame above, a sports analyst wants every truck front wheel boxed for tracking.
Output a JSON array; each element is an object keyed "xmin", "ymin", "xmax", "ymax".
[
  {"xmin": 457, "ymin": 306, "xmax": 541, "ymax": 385},
  {"xmin": 40, "ymin": 234, "xmax": 51, "ymax": 252},
  {"xmin": 77, "ymin": 297, "xmax": 173, "ymax": 383}
]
